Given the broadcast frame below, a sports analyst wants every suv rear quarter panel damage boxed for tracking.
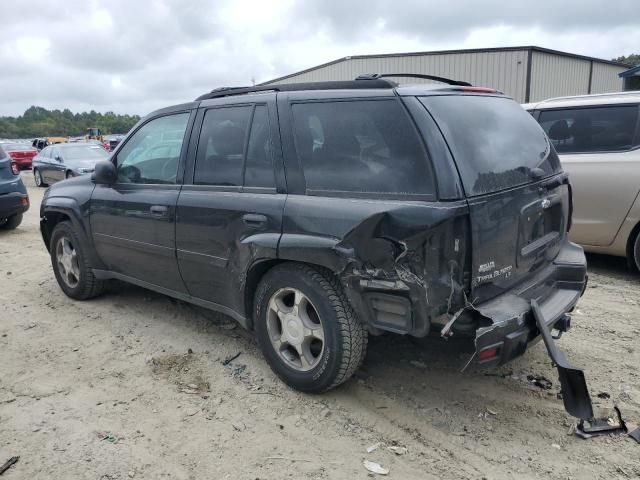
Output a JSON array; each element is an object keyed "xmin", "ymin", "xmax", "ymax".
[{"xmin": 279, "ymin": 195, "xmax": 470, "ymax": 336}]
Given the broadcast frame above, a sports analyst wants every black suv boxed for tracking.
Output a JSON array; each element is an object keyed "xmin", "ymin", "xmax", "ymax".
[{"xmin": 40, "ymin": 76, "xmax": 589, "ymax": 406}]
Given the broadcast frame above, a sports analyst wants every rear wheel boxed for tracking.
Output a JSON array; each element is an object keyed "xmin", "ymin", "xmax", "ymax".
[
  {"xmin": 254, "ymin": 264, "xmax": 367, "ymax": 393},
  {"xmin": 0, "ymin": 213, "xmax": 23, "ymax": 230},
  {"xmin": 34, "ymin": 169, "xmax": 47, "ymax": 187},
  {"xmin": 633, "ymin": 230, "xmax": 640, "ymax": 272},
  {"xmin": 50, "ymin": 221, "xmax": 105, "ymax": 300}
]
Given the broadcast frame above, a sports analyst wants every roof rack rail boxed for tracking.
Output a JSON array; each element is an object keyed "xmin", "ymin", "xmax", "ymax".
[
  {"xmin": 355, "ymin": 73, "xmax": 472, "ymax": 86},
  {"xmin": 196, "ymin": 79, "xmax": 396, "ymax": 101}
]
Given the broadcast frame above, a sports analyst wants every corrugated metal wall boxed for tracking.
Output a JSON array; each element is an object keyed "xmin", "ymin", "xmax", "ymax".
[
  {"xmin": 266, "ymin": 50, "xmax": 530, "ymax": 102},
  {"xmin": 264, "ymin": 49, "xmax": 625, "ymax": 103},
  {"xmin": 529, "ymin": 51, "xmax": 590, "ymax": 101},
  {"xmin": 591, "ymin": 62, "xmax": 626, "ymax": 93}
]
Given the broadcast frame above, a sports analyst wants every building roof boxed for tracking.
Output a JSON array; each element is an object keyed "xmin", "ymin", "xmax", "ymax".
[
  {"xmin": 619, "ymin": 65, "xmax": 640, "ymax": 78},
  {"xmin": 261, "ymin": 46, "xmax": 630, "ymax": 86}
]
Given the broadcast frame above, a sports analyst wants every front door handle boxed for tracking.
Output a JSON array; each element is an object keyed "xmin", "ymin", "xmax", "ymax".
[
  {"xmin": 150, "ymin": 205, "xmax": 169, "ymax": 217},
  {"xmin": 242, "ymin": 213, "xmax": 268, "ymax": 228}
]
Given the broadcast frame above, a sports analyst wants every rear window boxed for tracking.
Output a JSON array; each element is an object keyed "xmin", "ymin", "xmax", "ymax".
[
  {"xmin": 291, "ymin": 100, "xmax": 434, "ymax": 196},
  {"xmin": 538, "ymin": 105, "xmax": 639, "ymax": 153},
  {"xmin": 421, "ymin": 95, "xmax": 561, "ymax": 196}
]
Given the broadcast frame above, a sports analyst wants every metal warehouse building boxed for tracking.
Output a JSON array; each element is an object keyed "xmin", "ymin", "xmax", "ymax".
[{"xmin": 262, "ymin": 46, "xmax": 629, "ymax": 103}]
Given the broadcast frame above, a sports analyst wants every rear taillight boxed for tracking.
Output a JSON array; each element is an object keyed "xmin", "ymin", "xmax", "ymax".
[
  {"xmin": 21, "ymin": 196, "xmax": 29, "ymax": 207},
  {"xmin": 10, "ymin": 163, "xmax": 19, "ymax": 175}
]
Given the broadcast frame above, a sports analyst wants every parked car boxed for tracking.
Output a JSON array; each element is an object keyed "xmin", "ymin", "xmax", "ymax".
[
  {"xmin": 0, "ymin": 142, "xmax": 38, "ymax": 170},
  {"xmin": 0, "ymin": 145, "xmax": 29, "ymax": 230},
  {"xmin": 33, "ymin": 143, "xmax": 110, "ymax": 187},
  {"xmin": 39, "ymin": 78, "xmax": 589, "ymax": 414},
  {"xmin": 524, "ymin": 92, "xmax": 640, "ymax": 270}
]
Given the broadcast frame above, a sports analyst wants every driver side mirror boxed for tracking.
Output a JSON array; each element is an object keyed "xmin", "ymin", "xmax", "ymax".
[
  {"xmin": 55, "ymin": 155, "xmax": 62, "ymax": 162},
  {"xmin": 93, "ymin": 160, "xmax": 117, "ymax": 185}
]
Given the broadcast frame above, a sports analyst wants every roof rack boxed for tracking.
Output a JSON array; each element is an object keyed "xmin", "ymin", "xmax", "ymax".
[
  {"xmin": 356, "ymin": 73, "xmax": 471, "ymax": 86},
  {"xmin": 195, "ymin": 79, "xmax": 396, "ymax": 101}
]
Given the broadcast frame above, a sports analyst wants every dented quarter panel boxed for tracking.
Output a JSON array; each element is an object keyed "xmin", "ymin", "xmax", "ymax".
[{"xmin": 280, "ymin": 194, "xmax": 470, "ymax": 336}]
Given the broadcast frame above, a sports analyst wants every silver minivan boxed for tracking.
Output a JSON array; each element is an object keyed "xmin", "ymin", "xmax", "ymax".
[{"xmin": 524, "ymin": 92, "xmax": 640, "ymax": 269}]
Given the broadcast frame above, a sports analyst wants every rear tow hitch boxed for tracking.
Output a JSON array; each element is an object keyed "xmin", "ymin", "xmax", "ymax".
[{"xmin": 530, "ymin": 300, "xmax": 628, "ymax": 438}]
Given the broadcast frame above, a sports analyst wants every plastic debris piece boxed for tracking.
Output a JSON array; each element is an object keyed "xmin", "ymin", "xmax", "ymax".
[
  {"xmin": 387, "ymin": 446, "xmax": 408, "ymax": 455},
  {"xmin": 366, "ymin": 442, "xmax": 382, "ymax": 453},
  {"xmin": 363, "ymin": 460, "xmax": 389, "ymax": 475}
]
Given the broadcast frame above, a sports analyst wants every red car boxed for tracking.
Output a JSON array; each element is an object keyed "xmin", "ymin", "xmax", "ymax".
[{"xmin": 1, "ymin": 142, "xmax": 38, "ymax": 170}]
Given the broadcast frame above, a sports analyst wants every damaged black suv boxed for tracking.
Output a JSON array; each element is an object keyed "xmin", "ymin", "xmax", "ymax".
[{"xmin": 40, "ymin": 75, "xmax": 587, "ymax": 400}]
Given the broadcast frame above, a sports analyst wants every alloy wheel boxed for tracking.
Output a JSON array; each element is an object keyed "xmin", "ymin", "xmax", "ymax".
[
  {"xmin": 55, "ymin": 237, "xmax": 80, "ymax": 288},
  {"xmin": 266, "ymin": 288, "xmax": 325, "ymax": 372}
]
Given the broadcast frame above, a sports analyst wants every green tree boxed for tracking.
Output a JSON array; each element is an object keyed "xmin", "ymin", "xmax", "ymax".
[
  {"xmin": 612, "ymin": 54, "xmax": 640, "ymax": 66},
  {"xmin": 0, "ymin": 106, "xmax": 140, "ymax": 138}
]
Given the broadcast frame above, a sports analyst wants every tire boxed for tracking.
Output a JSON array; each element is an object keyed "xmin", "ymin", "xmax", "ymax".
[
  {"xmin": 49, "ymin": 221, "xmax": 106, "ymax": 300},
  {"xmin": 0, "ymin": 213, "xmax": 23, "ymax": 230},
  {"xmin": 34, "ymin": 169, "xmax": 48, "ymax": 187},
  {"xmin": 254, "ymin": 263, "xmax": 367, "ymax": 393},
  {"xmin": 633, "ymin": 230, "xmax": 640, "ymax": 272}
]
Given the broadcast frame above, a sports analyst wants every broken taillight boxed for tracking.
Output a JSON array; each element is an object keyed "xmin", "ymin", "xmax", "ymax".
[
  {"xmin": 10, "ymin": 163, "xmax": 19, "ymax": 175},
  {"xmin": 21, "ymin": 196, "xmax": 29, "ymax": 207}
]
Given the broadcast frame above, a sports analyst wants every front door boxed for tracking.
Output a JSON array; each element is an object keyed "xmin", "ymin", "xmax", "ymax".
[
  {"xmin": 90, "ymin": 111, "xmax": 193, "ymax": 292},
  {"xmin": 176, "ymin": 101, "xmax": 285, "ymax": 313}
]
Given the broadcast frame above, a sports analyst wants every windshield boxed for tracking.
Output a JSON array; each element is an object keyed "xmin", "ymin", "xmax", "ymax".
[
  {"xmin": 421, "ymin": 95, "xmax": 561, "ymax": 196},
  {"xmin": 61, "ymin": 145, "xmax": 109, "ymax": 162}
]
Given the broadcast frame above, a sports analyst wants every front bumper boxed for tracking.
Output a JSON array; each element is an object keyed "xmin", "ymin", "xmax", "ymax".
[
  {"xmin": 0, "ymin": 191, "xmax": 29, "ymax": 219},
  {"xmin": 471, "ymin": 241, "xmax": 587, "ymax": 366}
]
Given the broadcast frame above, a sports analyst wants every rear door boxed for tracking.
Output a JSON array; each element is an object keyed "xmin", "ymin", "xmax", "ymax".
[
  {"xmin": 537, "ymin": 104, "xmax": 640, "ymax": 246},
  {"xmin": 176, "ymin": 95, "xmax": 285, "ymax": 314},
  {"xmin": 422, "ymin": 94, "xmax": 568, "ymax": 302}
]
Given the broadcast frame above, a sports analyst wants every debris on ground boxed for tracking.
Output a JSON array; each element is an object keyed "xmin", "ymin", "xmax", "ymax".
[
  {"xmin": 629, "ymin": 426, "xmax": 640, "ymax": 444},
  {"xmin": 0, "ymin": 456, "xmax": 19, "ymax": 476},
  {"xmin": 363, "ymin": 460, "xmax": 389, "ymax": 475},
  {"xmin": 387, "ymin": 445, "xmax": 408, "ymax": 455},
  {"xmin": 596, "ymin": 392, "xmax": 611, "ymax": 399},
  {"xmin": 366, "ymin": 442, "xmax": 382, "ymax": 453},
  {"xmin": 527, "ymin": 374, "xmax": 553, "ymax": 390},
  {"xmin": 222, "ymin": 352, "xmax": 242, "ymax": 366}
]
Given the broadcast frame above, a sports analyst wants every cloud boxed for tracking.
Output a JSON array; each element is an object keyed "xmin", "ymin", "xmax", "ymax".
[{"xmin": 0, "ymin": 0, "xmax": 637, "ymax": 117}]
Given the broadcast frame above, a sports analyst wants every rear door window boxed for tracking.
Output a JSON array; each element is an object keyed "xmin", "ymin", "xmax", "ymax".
[
  {"xmin": 421, "ymin": 95, "xmax": 561, "ymax": 196},
  {"xmin": 538, "ymin": 105, "xmax": 640, "ymax": 153},
  {"xmin": 194, "ymin": 105, "xmax": 275, "ymax": 188},
  {"xmin": 291, "ymin": 100, "xmax": 434, "ymax": 196}
]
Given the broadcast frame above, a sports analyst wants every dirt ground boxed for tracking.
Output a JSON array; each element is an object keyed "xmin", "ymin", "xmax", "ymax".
[{"xmin": 1, "ymin": 173, "xmax": 639, "ymax": 480}]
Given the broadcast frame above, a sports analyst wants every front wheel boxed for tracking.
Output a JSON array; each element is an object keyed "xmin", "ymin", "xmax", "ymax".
[
  {"xmin": 34, "ymin": 169, "xmax": 48, "ymax": 187},
  {"xmin": 254, "ymin": 264, "xmax": 367, "ymax": 393},
  {"xmin": 49, "ymin": 221, "xmax": 106, "ymax": 300},
  {"xmin": 0, "ymin": 213, "xmax": 23, "ymax": 230}
]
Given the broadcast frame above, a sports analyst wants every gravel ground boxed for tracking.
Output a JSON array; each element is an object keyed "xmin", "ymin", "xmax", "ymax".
[{"xmin": 1, "ymin": 172, "xmax": 639, "ymax": 479}]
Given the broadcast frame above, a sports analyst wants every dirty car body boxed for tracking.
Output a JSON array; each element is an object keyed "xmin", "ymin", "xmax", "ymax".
[{"xmin": 39, "ymin": 78, "xmax": 587, "ymax": 400}]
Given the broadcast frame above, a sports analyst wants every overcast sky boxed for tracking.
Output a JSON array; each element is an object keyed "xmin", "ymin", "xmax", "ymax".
[{"xmin": 0, "ymin": 0, "xmax": 637, "ymax": 116}]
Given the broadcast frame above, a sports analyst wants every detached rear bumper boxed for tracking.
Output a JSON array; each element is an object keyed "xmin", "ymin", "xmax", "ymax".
[{"xmin": 471, "ymin": 241, "xmax": 587, "ymax": 366}]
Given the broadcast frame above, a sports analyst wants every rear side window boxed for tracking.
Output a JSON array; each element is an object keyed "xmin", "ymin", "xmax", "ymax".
[
  {"xmin": 539, "ymin": 105, "xmax": 639, "ymax": 154},
  {"xmin": 194, "ymin": 105, "xmax": 275, "ymax": 188},
  {"xmin": 422, "ymin": 95, "xmax": 561, "ymax": 196},
  {"xmin": 291, "ymin": 100, "xmax": 434, "ymax": 195}
]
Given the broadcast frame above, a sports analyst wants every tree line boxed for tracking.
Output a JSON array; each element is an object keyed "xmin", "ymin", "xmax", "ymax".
[{"xmin": 0, "ymin": 106, "xmax": 140, "ymax": 139}]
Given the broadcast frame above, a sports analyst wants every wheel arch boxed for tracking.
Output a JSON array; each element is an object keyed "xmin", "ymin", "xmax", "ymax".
[{"xmin": 626, "ymin": 220, "xmax": 640, "ymax": 269}]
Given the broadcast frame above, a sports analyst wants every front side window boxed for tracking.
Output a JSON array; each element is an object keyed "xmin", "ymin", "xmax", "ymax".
[
  {"xmin": 539, "ymin": 105, "xmax": 639, "ymax": 154},
  {"xmin": 116, "ymin": 113, "xmax": 190, "ymax": 184},
  {"xmin": 291, "ymin": 100, "xmax": 433, "ymax": 195}
]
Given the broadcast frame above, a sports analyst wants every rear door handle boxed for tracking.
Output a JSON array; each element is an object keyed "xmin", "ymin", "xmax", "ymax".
[
  {"xmin": 243, "ymin": 213, "xmax": 268, "ymax": 228},
  {"xmin": 150, "ymin": 205, "xmax": 169, "ymax": 217}
]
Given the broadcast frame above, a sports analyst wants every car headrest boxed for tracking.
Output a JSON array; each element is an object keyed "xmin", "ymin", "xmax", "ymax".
[{"xmin": 548, "ymin": 119, "xmax": 571, "ymax": 141}]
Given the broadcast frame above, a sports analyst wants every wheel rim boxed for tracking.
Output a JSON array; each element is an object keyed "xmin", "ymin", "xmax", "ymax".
[
  {"xmin": 55, "ymin": 236, "xmax": 80, "ymax": 288},
  {"xmin": 266, "ymin": 288, "xmax": 325, "ymax": 372},
  {"xmin": 35, "ymin": 170, "xmax": 41, "ymax": 186}
]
